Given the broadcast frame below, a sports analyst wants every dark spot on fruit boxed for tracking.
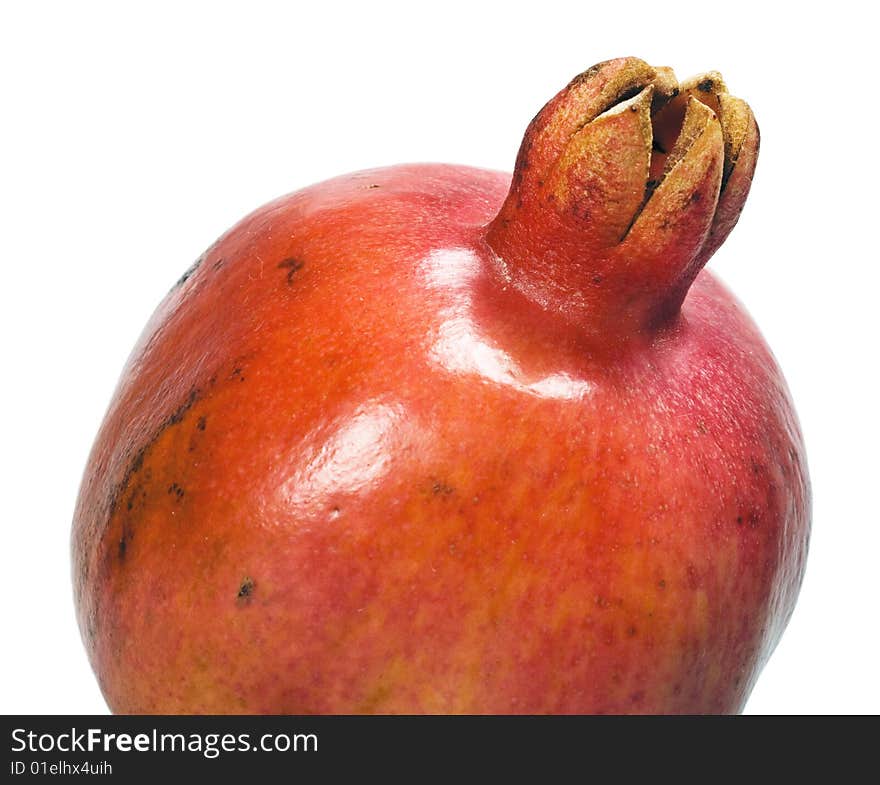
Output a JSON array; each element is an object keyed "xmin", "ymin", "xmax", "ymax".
[
  {"xmin": 592, "ymin": 274, "xmax": 603, "ymax": 284},
  {"xmin": 657, "ymin": 579, "xmax": 666, "ymax": 589},
  {"xmin": 278, "ymin": 257, "xmax": 304, "ymax": 285},
  {"xmin": 577, "ymin": 63, "xmax": 604, "ymax": 82},
  {"xmin": 237, "ymin": 577, "xmax": 255, "ymax": 602},
  {"xmin": 697, "ymin": 78, "xmax": 714, "ymax": 92},
  {"xmin": 118, "ymin": 536, "xmax": 127, "ymax": 560},
  {"xmin": 627, "ymin": 625, "xmax": 637, "ymax": 637},
  {"xmin": 688, "ymin": 191, "xmax": 702, "ymax": 204},
  {"xmin": 196, "ymin": 416, "xmax": 206, "ymax": 431},
  {"xmin": 432, "ymin": 480, "xmax": 454, "ymax": 496},
  {"xmin": 173, "ymin": 255, "xmax": 203, "ymax": 289},
  {"xmin": 630, "ymin": 690, "xmax": 645, "ymax": 704},
  {"xmin": 168, "ymin": 388, "xmax": 199, "ymax": 426},
  {"xmin": 367, "ymin": 183, "xmax": 380, "ymax": 189},
  {"xmin": 736, "ymin": 515, "xmax": 744, "ymax": 526},
  {"xmin": 106, "ymin": 387, "xmax": 201, "ymax": 520},
  {"xmin": 212, "ymin": 258, "xmax": 225, "ymax": 271},
  {"xmin": 595, "ymin": 595, "xmax": 610, "ymax": 609},
  {"xmin": 167, "ymin": 483, "xmax": 185, "ymax": 501}
]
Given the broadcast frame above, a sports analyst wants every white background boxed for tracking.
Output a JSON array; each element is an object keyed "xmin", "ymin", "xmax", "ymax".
[{"xmin": 1, "ymin": 1, "xmax": 876, "ymax": 714}]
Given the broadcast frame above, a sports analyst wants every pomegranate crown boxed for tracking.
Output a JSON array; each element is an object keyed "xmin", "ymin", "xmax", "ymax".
[{"xmin": 486, "ymin": 57, "xmax": 760, "ymax": 340}]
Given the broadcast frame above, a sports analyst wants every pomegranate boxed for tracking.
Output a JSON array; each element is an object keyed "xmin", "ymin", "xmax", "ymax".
[{"xmin": 72, "ymin": 57, "xmax": 810, "ymax": 714}]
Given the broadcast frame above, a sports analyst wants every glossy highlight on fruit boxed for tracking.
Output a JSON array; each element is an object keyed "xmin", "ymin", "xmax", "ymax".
[{"xmin": 72, "ymin": 57, "xmax": 810, "ymax": 714}]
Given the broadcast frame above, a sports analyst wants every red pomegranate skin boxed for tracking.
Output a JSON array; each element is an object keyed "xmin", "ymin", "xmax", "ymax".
[{"xmin": 72, "ymin": 62, "xmax": 810, "ymax": 714}]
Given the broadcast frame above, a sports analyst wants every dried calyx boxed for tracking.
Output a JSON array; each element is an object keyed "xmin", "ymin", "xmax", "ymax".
[{"xmin": 486, "ymin": 57, "xmax": 760, "ymax": 340}]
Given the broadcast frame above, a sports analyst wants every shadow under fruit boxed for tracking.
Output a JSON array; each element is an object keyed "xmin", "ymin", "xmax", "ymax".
[{"xmin": 72, "ymin": 57, "xmax": 810, "ymax": 714}]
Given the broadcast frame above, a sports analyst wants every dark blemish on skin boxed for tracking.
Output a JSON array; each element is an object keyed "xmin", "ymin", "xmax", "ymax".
[
  {"xmin": 576, "ymin": 63, "xmax": 604, "ymax": 83},
  {"xmin": 173, "ymin": 255, "xmax": 203, "ymax": 289},
  {"xmin": 736, "ymin": 515, "xmax": 744, "ymax": 526},
  {"xmin": 167, "ymin": 388, "xmax": 199, "ymax": 426},
  {"xmin": 118, "ymin": 521, "xmax": 132, "ymax": 560},
  {"xmin": 688, "ymin": 191, "xmax": 702, "ymax": 204},
  {"xmin": 367, "ymin": 184, "xmax": 381, "ymax": 189},
  {"xmin": 105, "ymin": 386, "xmax": 201, "ymax": 524},
  {"xmin": 657, "ymin": 579, "xmax": 666, "ymax": 589},
  {"xmin": 627, "ymin": 626, "xmax": 638, "ymax": 637},
  {"xmin": 237, "ymin": 577, "xmax": 255, "ymax": 602},
  {"xmin": 592, "ymin": 274, "xmax": 603, "ymax": 285},
  {"xmin": 278, "ymin": 258, "xmax": 304, "ymax": 285},
  {"xmin": 432, "ymin": 481, "xmax": 454, "ymax": 496},
  {"xmin": 167, "ymin": 483, "xmax": 185, "ymax": 501},
  {"xmin": 595, "ymin": 595, "xmax": 609, "ymax": 609},
  {"xmin": 697, "ymin": 79, "xmax": 715, "ymax": 92},
  {"xmin": 212, "ymin": 258, "xmax": 225, "ymax": 271},
  {"xmin": 196, "ymin": 416, "xmax": 206, "ymax": 431},
  {"xmin": 630, "ymin": 691, "xmax": 645, "ymax": 704}
]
